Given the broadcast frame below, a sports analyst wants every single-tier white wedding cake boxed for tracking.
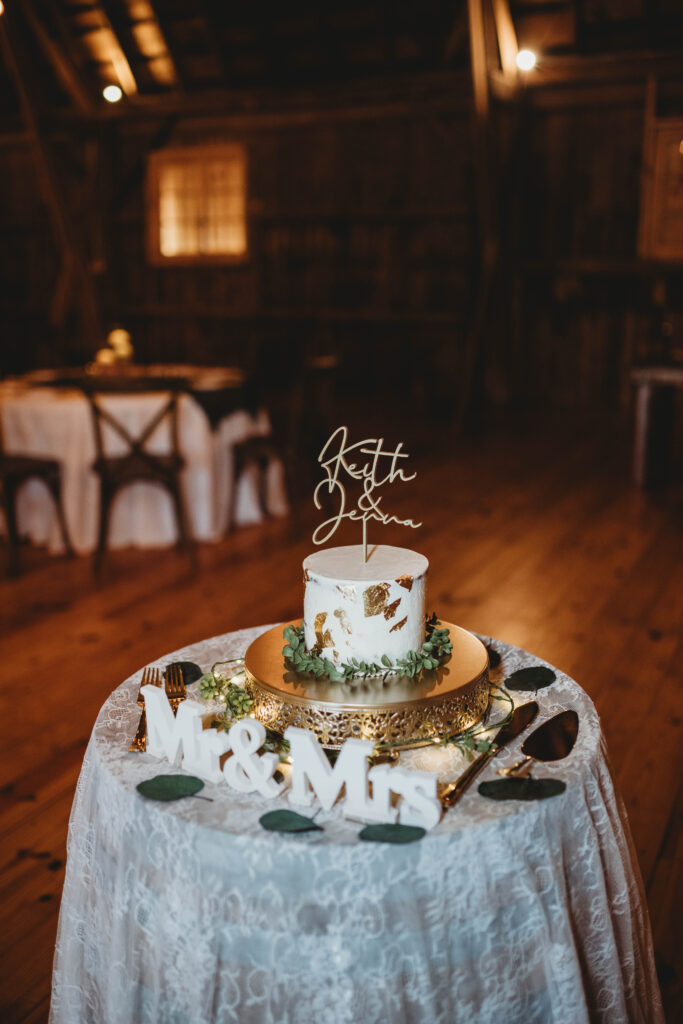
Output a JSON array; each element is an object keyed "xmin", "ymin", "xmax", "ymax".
[{"xmin": 302, "ymin": 544, "xmax": 428, "ymax": 668}]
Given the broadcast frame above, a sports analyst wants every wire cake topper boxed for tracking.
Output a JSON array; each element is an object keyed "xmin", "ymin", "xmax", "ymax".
[{"xmin": 312, "ymin": 425, "xmax": 421, "ymax": 560}]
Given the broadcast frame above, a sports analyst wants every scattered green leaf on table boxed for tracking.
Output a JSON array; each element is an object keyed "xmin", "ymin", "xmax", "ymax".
[
  {"xmin": 359, "ymin": 823, "xmax": 426, "ymax": 844},
  {"xmin": 137, "ymin": 774, "xmax": 205, "ymax": 802},
  {"xmin": 478, "ymin": 778, "xmax": 566, "ymax": 801},
  {"xmin": 485, "ymin": 645, "xmax": 502, "ymax": 669},
  {"xmin": 504, "ymin": 666, "xmax": 556, "ymax": 691},
  {"xmin": 260, "ymin": 810, "xmax": 322, "ymax": 833},
  {"xmin": 166, "ymin": 660, "xmax": 203, "ymax": 685}
]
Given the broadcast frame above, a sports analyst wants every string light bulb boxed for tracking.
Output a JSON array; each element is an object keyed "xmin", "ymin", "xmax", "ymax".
[
  {"xmin": 0, "ymin": 3, "xmax": 5, "ymax": 15},
  {"xmin": 516, "ymin": 49, "xmax": 537, "ymax": 72},
  {"xmin": 103, "ymin": 84, "xmax": 123, "ymax": 103}
]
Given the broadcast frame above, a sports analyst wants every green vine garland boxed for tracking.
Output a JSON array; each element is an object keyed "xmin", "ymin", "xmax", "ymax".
[
  {"xmin": 198, "ymin": 660, "xmax": 287, "ymax": 754},
  {"xmin": 282, "ymin": 612, "xmax": 453, "ymax": 683},
  {"xmin": 440, "ymin": 680, "xmax": 514, "ymax": 759},
  {"xmin": 198, "ymin": 643, "xmax": 514, "ymax": 763}
]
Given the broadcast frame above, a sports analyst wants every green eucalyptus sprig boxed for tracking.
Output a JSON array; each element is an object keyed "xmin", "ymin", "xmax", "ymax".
[
  {"xmin": 441, "ymin": 681, "xmax": 514, "ymax": 760},
  {"xmin": 282, "ymin": 614, "xmax": 453, "ymax": 684},
  {"xmin": 199, "ymin": 659, "xmax": 254, "ymax": 728},
  {"xmin": 198, "ymin": 659, "xmax": 289, "ymax": 756}
]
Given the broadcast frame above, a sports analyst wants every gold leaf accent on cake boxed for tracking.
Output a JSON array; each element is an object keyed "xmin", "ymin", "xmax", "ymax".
[
  {"xmin": 314, "ymin": 612, "xmax": 333, "ymax": 648},
  {"xmin": 303, "ymin": 568, "xmax": 311, "ymax": 582},
  {"xmin": 395, "ymin": 574, "xmax": 414, "ymax": 591},
  {"xmin": 383, "ymin": 598, "xmax": 401, "ymax": 621},
  {"xmin": 363, "ymin": 583, "xmax": 390, "ymax": 617},
  {"xmin": 390, "ymin": 616, "xmax": 408, "ymax": 633},
  {"xmin": 333, "ymin": 608, "xmax": 352, "ymax": 634},
  {"xmin": 337, "ymin": 584, "xmax": 356, "ymax": 600}
]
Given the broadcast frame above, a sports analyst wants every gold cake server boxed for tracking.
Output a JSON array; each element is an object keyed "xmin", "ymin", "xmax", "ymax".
[{"xmin": 440, "ymin": 701, "xmax": 539, "ymax": 809}]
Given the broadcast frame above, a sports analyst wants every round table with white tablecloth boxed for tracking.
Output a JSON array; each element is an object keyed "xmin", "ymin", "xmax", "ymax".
[
  {"xmin": 49, "ymin": 625, "xmax": 664, "ymax": 1024},
  {"xmin": 0, "ymin": 386, "xmax": 288, "ymax": 554}
]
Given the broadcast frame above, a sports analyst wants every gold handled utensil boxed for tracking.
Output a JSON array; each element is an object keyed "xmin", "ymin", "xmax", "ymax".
[
  {"xmin": 498, "ymin": 709, "xmax": 579, "ymax": 778},
  {"xmin": 137, "ymin": 666, "xmax": 162, "ymax": 705},
  {"xmin": 130, "ymin": 666, "xmax": 163, "ymax": 752},
  {"xmin": 165, "ymin": 663, "xmax": 187, "ymax": 712},
  {"xmin": 440, "ymin": 701, "xmax": 539, "ymax": 809}
]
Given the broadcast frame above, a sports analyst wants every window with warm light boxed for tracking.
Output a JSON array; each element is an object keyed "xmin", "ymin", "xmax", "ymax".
[{"xmin": 146, "ymin": 144, "xmax": 248, "ymax": 265}]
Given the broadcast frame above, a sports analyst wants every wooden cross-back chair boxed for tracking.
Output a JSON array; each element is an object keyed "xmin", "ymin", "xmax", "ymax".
[
  {"xmin": 81, "ymin": 381, "xmax": 195, "ymax": 574},
  {"xmin": 0, "ymin": 412, "xmax": 74, "ymax": 577},
  {"xmin": 228, "ymin": 348, "xmax": 339, "ymax": 528}
]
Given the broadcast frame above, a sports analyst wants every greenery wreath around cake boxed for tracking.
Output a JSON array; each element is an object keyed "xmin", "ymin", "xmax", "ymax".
[
  {"xmin": 282, "ymin": 612, "xmax": 453, "ymax": 683},
  {"xmin": 198, "ymin": 623, "xmax": 515, "ymax": 761}
]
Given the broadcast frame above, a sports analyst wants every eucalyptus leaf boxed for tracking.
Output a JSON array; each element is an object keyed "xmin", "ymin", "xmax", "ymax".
[
  {"xmin": 137, "ymin": 774, "xmax": 204, "ymax": 802},
  {"xmin": 259, "ymin": 810, "xmax": 322, "ymax": 833},
  {"xmin": 165, "ymin": 660, "xmax": 203, "ymax": 685},
  {"xmin": 485, "ymin": 645, "xmax": 502, "ymax": 669},
  {"xmin": 359, "ymin": 823, "xmax": 426, "ymax": 844},
  {"xmin": 282, "ymin": 618, "xmax": 452, "ymax": 685},
  {"xmin": 504, "ymin": 666, "xmax": 556, "ymax": 691},
  {"xmin": 478, "ymin": 778, "xmax": 566, "ymax": 801}
]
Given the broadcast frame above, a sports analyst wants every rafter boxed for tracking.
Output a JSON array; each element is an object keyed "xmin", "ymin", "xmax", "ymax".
[
  {"xmin": 0, "ymin": 2, "xmax": 103, "ymax": 343},
  {"xmin": 467, "ymin": 0, "xmax": 489, "ymax": 118},
  {"xmin": 89, "ymin": 1, "xmax": 139, "ymax": 96},
  {"xmin": 146, "ymin": 0, "xmax": 185, "ymax": 91},
  {"xmin": 21, "ymin": 0, "xmax": 95, "ymax": 116},
  {"xmin": 491, "ymin": 0, "xmax": 519, "ymax": 78},
  {"xmin": 99, "ymin": 0, "xmax": 149, "ymax": 91}
]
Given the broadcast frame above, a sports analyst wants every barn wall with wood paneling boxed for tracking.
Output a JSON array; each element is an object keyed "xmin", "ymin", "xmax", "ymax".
[
  {"xmin": 516, "ymin": 96, "xmax": 683, "ymax": 412},
  {"xmin": 106, "ymin": 109, "xmax": 476, "ymax": 404},
  {"xmin": 0, "ymin": 89, "xmax": 681, "ymax": 413}
]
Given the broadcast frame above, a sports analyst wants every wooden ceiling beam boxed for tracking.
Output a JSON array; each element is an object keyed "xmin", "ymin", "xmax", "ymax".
[
  {"xmin": 20, "ymin": 0, "xmax": 96, "ymax": 117},
  {"xmin": 146, "ymin": 1, "xmax": 185, "ymax": 91},
  {"xmin": 491, "ymin": 0, "xmax": 519, "ymax": 78},
  {"xmin": 98, "ymin": 0, "xmax": 151, "ymax": 90},
  {"xmin": 90, "ymin": 1, "xmax": 139, "ymax": 95}
]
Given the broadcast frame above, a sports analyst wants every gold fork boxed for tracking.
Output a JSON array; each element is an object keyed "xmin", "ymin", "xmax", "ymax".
[
  {"xmin": 137, "ymin": 666, "xmax": 162, "ymax": 705},
  {"xmin": 165, "ymin": 663, "xmax": 187, "ymax": 713},
  {"xmin": 130, "ymin": 667, "xmax": 163, "ymax": 752}
]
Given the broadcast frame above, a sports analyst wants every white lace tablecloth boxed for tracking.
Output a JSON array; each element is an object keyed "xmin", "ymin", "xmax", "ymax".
[
  {"xmin": 0, "ymin": 388, "xmax": 288, "ymax": 554},
  {"xmin": 50, "ymin": 626, "xmax": 664, "ymax": 1024}
]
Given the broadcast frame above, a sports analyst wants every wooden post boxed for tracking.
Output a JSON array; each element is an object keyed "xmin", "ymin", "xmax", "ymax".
[
  {"xmin": 21, "ymin": 0, "xmax": 95, "ymax": 117},
  {"xmin": 491, "ymin": 0, "xmax": 519, "ymax": 79},
  {"xmin": 467, "ymin": 0, "xmax": 490, "ymax": 120},
  {"xmin": 459, "ymin": 0, "xmax": 498, "ymax": 433},
  {"xmin": 0, "ymin": 3, "xmax": 103, "ymax": 350}
]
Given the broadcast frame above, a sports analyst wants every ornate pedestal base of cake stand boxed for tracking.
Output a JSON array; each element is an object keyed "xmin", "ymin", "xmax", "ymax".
[{"xmin": 244, "ymin": 621, "xmax": 489, "ymax": 750}]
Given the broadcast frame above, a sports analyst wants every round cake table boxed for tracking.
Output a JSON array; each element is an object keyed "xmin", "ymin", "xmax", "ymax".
[{"xmin": 49, "ymin": 626, "xmax": 664, "ymax": 1024}]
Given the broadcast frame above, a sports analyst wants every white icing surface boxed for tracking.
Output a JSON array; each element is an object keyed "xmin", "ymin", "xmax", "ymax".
[
  {"xmin": 304, "ymin": 544, "xmax": 428, "ymax": 582},
  {"xmin": 303, "ymin": 545, "xmax": 428, "ymax": 667}
]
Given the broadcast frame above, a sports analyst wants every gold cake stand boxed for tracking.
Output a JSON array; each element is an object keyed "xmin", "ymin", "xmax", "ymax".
[{"xmin": 243, "ymin": 621, "xmax": 490, "ymax": 750}]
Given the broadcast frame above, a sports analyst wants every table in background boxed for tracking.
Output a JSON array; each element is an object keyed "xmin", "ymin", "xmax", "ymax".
[
  {"xmin": 50, "ymin": 627, "xmax": 663, "ymax": 1024},
  {"xmin": 631, "ymin": 365, "xmax": 683, "ymax": 488},
  {"xmin": 0, "ymin": 379, "xmax": 287, "ymax": 555}
]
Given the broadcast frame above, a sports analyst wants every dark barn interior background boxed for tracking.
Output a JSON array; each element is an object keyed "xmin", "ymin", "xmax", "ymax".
[
  {"xmin": 0, "ymin": 2, "xmax": 682, "ymax": 1022},
  {"xmin": 1, "ymin": 1, "xmax": 682, "ymax": 419}
]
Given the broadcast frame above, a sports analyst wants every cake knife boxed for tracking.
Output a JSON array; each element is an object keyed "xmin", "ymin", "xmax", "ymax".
[{"xmin": 440, "ymin": 701, "xmax": 539, "ymax": 809}]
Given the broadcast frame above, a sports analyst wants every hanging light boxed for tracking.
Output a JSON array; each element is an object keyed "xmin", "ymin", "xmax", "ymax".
[
  {"xmin": 0, "ymin": 2, "xmax": 5, "ymax": 14},
  {"xmin": 103, "ymin": 84, "xmax": 123, "ymax": 103},
  {"xmin": 516, "ymin": 49, "xmax": 537, "ymax": 72}
]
